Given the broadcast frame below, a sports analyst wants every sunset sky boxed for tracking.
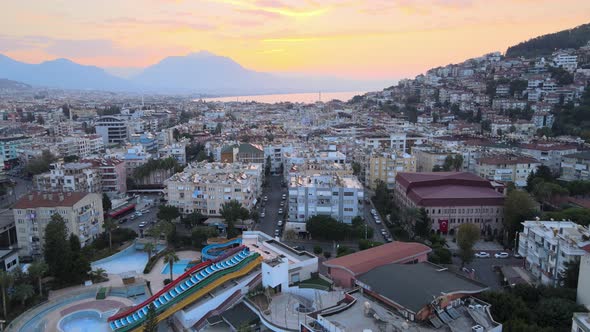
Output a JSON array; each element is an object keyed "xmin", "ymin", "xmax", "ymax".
[{"xmin": 1, "ymin": 0, "xmax": 589, "ymax": 80}]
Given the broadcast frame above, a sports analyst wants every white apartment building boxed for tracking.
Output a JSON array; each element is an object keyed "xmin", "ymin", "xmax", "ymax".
[
  {"xmin": 366, "ymin": 150, "xmax": 416, "ymax": 190},
  {"xmin": 159, "ymin": 142, "xmax": 187, "ymax": 165},
  {"xmin": 165, "ymin": 162, "xmax": 262, "ymax": 216},
  {"xmin": 264, "ymin": 144, "xmax": 295, "ymax": 174},
  {"xmin": 95, "ymin": 116, "xmax": 130, "ymax": 145},
  {"xmin": 518, "ymin": 220, "xmax": 590, "ymax": 286},
  {"xmin": 34, "ymin": 162, "xmax": 101, "ymax": 193},
  {"xmin": 287, "ymin": 174, "xmax": 363, "ymax": 224},
  {"xmin": 553, "ymin": 52, "xmax": 578, "ymax": 72},
  {"xmin": 14, "ymin": 192, "xmax": 104, "ymax": 257},
  {"xmin": 363, "ymin": 133, "xmax": 407, "ymax": 152},
  {"xmin": 520, "ymin": 142, "xmax": 578, "ymax": 174},
  {"xmin": 475, "ymin": 155, "xmax": 540, "ymax": 187}
]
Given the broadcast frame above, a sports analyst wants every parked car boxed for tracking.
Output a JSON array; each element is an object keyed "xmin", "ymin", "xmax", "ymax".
[
  {"xmin": 371, "ymin": 209, "xmax": 377, "ymax": 215},
  {"xmin": 278, "ymin": 208, "xmax": 283, "ymax": 214},
  {"xmin": 135, "ymin": 211, "xmax": 143, "ymax": 217},
  {"xmin": 494, "ymin": 252, "xmax": 509, "ymax": 259},
  {"xmin": 385, "ymin": 237, "xmax": 393, "ymax": 243},
  {"xmin": 280, "ymin": 201, "xmax": 284, "ymax": 207},
  {"xmin": 277, "ymin": 220, "xmax": 283, "ymax": 227},
  {"xmin": 263, "ymin": 196, "xmax": 268, "ymax": 201},
  {"xmin": 260, "ymin": 211, "xmax": 265, "ymax": 218},
  {"xmin": 380, "ymin": 229, "xmax": 386, "ymax": 235},
  {"xmin": 138, "ymin": 222, "xmax": 147, "ymax": 228},
  {"xmin": 274, "ymin": 229, "xmax": 281, "ymax": 237},
  {"xmin": 375, "ymin": 217, "xmax": 381, "ymax": 224},
  {"xmin": 119, "ymin": 218, "xmax": 128, "ymax": 224},
  {"xmin": 281, "ymin": 194, "xmax": 286, "ymax": 200},
  {"xmin": 513, "ymin": 253, "xmax": 523, "ymax": 258},
  {"xmin": 474, "ymin": 252, "xmax": 490, "ymax": 258},
  {"xmin": 293, "ymin": 245, "xmax": 305, "ymax": 251}
]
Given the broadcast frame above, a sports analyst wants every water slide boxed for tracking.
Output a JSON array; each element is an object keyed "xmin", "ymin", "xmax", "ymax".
[
  {"xmin": 107, "ymin": 247, "xmax": 261, "ymax": 332},
  {"xmin": 201, "ymin": 237, "xmax": 243, "ymax": 261}
]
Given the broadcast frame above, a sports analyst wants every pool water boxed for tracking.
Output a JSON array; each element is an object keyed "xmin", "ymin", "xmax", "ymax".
[
  {"xmin": 162, "ymin": 259, "xmax": 190, "ymax": 275},
  {"xmin": 59, "ymin": 310, "xmax": 109, "ymax": 332},
  {"xmin": 91, "ymin": 243, "xmax": 165, "ymax": 274}
]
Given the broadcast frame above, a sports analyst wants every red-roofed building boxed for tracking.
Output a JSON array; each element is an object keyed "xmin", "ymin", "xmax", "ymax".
[
  {"xmin": 394, "ymin": 172, "xmax": 505, "ymax": 235},
  {"xmin": 323, "ymin": 241, "xmax": 431, "ymax": 288}
]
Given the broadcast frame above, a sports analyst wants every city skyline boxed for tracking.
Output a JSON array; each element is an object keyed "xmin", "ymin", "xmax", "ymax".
[{"xmin": 1, "ymin": 0, "xmax": 589, "ymax": 80}]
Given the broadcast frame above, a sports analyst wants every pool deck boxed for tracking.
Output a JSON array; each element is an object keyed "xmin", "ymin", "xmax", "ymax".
[{"xmin": 43, "ymin": 296, "xmax": 134, "ymax": 331}]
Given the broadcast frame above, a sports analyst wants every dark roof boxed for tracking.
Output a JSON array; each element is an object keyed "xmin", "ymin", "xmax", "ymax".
[
  {"xmin": 14, "ymin": 192, "xmax": 91, "ymax": 209},
  {"xmin": 563, "ymin": 151, "xmax": 590, "ymax": 160},
  {"xmin": 396, "ymin": 172, "xmax": 504, "ymax": 207},
  {"xmin": 357, "ymin": 262, "xmax": 488, "ymax": 313},
  {"xmin": 323, "ymin": 242, "xmax": 431, "ymax": 276},
  {"xmin": 222, "ymin": 302, "xmax": 259, "ymax": 329},
  {"xmin": 477, "ymin": 156, "xmax": 539, "ymax": 165}
]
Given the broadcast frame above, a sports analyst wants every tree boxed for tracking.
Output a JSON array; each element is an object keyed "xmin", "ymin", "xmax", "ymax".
[
  {"xmin": 182, "ymin": 211, "xmax": 205, "ymax": 229},
  {"xmin": 535, "ymin": 297, "xmax": 586, "ymax": 330},
  {"xmin": 457, "ymin": 224, "xmax": 480, "ymax": 266},
  {"xmin": 504, "ymin": 190, "xmax": 537, "ymax": 248},
  {"xmin": 163, "ymin": 251, "xmax": 179, "ymax": 281},
  {"xmin": 559, "ymin": 260, "xmax": 580, "ymax": 288},
  {"xmin": 443, "ymin": 154, "xmax": 463, "ymax": 172},
  {"xmin": 102, "ymin": 193, "xmax": 112, "ymax": 212},
  {"xmin": 25, "ymin": 150, "xmax": 56, "ymax": 176},
  {"xmin": 351, "ymin": 162, "xmax": 361, "ymax": 176},
  {"xmin": 143, "ymin": 303, "xmax": 158, "ymax": 332},
  {"xmin": 526, "ymin": 165, "xmax": 555, "ymax": 192},
  {"xmin": 191, "ymin": 227, "xmax": 218, "ymax": 248},
  {"xmin": 372, "ymin": 180, "xmax": 392, "ymax": 217},
  {"xmin": 69, "ymin": 234, "xmax": 90, "ymax": 284},
  {"xmin": 414, "ymin": 208, "xmax": 432, "ymax": 239},
  {"xmin": 143, "ymin": 243, "xmax": 155, "ymax": 260},
  {"xmin": 0, "ymin": 271, "xmax": 13, "ymax": 318},
  {"xmin": 306, "ymin": 215, "xmax": 350, "ymax": 241},
  {"xmin": 157, "ymin": 205, "xmax": 181, "ymax": 223},
  {"xmin": 27, "ymin": 261, "xmax": 48, "ymax": 296},
  {"xmin": 220, "ymin": 200, "xmax": 249, "ymax": 238},
  {"xmin": 103, "ymin": 218, "xmax": 117, "ymax": 250},
  {"xmin": 63, "ymin": 155, "xmax": 79, "ymax": 163},
  {"xmin": 14, "ymin": 284, "xmax": 34, "ymax": 307},
  {"xmin": 44, "ymin": 214, "xmax": 72, "ymax": 283}
]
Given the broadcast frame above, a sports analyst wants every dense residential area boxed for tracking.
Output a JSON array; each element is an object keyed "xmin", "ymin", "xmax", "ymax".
[{"xmin": 1, "ymin": 22, "xmax": 590, "ymax": 332}]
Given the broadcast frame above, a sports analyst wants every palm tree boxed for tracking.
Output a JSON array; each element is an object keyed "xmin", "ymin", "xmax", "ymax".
[
  {"xmin": 163, "ymin": 251, "xmax": 179, "ymax": 281},
  {"xmin": 14, "ymin": 284, "xmax": 34, "ymax": 307},
  {"xmin": 27, "ymin": 261, "xmax": 48, "ymax": 296},
  {"xmin": 143, "ymin": 243, "xmax": 155, "ymax": 260},
  {"xmin": 103, "ymin": 217, "xmax": 117, "ymax": 250},
  {"xmin": 0, "ymin": 271, "xmax": 13, "ymax": 318}
]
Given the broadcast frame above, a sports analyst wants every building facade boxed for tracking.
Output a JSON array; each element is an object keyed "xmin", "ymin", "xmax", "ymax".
[
  {"xmin": 34, "ymin": 162, "xmax": 101, "ymax": 193},
  {"xmin": 561, "ymin": 152, "xmax": 590, "ymax": 182},
  {"xmin": 13, "ymin": 192, "xmax": 104, "ymax": 257},
  {"xmin": 287, "ymin": 174, "xmax": 363, "ymax": 224},
  {"xmin": 95, "ymin": 116, "xmax": 129, "ymax": 145},
  {"xmin": 475, "ymin": 155, "xmax": 540, "ymax": 187},
  {"xmin": 394, "ymin": 172, "xmax": 505, "ymax": 234},
  {"xmin": 517, "ymin": 220, "xmax": 590, "ymax": 286},
  {"xmin": 366, "ymin": 150, "xmax": 416, "ymax": 190}
]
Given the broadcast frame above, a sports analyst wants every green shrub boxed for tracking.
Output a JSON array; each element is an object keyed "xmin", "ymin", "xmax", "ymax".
[
  {"xmin": 143, "ymin": 247, "xmax": 172, "ymax": 274},
  {"xmin": 313, "ymin": 245, "xmax": 323, "ymax": 254}
]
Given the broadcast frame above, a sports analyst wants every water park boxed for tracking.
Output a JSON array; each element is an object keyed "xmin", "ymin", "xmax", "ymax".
[{"xmin": 7, "ymin": 232, "xmax": 297, "ymax": 331}]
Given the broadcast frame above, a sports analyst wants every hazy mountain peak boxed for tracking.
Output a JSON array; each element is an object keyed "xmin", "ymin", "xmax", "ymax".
[{"xmin": 187, "ymin": 50, "xmax": 218, "ymax": 58}]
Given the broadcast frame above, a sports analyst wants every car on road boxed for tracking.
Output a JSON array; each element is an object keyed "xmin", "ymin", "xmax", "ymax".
[
  {"xmin": 280, "ymin": 201, "xmax": 284, "ymax": 207},
  {"xmin": 138, "ymin": 222, "xmax": 147, "ymax": 228},
  {"xmin": 374, "ymin": 217, "xmax": 381, "ymax": 224},
  {"xmin": 135, "ymin": 211, "xmax": 143, "ymax": 217},
  {"xmin": 277, "ymin": 220, "xmax": 283, "ymax": 227},
  {"xmin": 494, "ymin": 252, "xmax": 509, "ymax": 259},
  {"xmin": 474, "ymin": 251, "xmax": 490, "ymax": 258},
  {"xmin": 513, "ymin": 253, "xmax": 522, "ymax": 258},
  {"xmin": 385, "ymin": 237, "xmax": 393, "ymax": 243},
  {"xmin": 263, "ymin": 196, "xmax": 268, "ymax": 201},
  {"xmin": 130, "ymin": 215, "xmax": 136, "ymax": 220},
  {"xmin": 371, "ymin": 209, "xmax": 377, "ymax": 215},
  {"xmin": 278, "ymin": 208, "xmax": 283, "ymax": 214},
  {"xmin": 260, "ymin": 211, "xmax": 265, "ymax": 218},
  {"xmin": 119, "ymin": 218, "xmax": 128, "ymax": 224},
  {"xmin": 282, "ymin": 194, "xmax": 286, "ymax": 200},
  {"xmin": 274, "ymin": 229, "xmax": 281, "ymax": 237}
]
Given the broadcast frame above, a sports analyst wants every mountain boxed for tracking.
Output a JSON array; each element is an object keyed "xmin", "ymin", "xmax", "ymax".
[
  {"xmin": 132, "ymin": 51, "xmax": 387, "ymax": 95},
  {"xmin": 0, "ymin": 78, "xmax": 31, "ymax": 90},
  {"xmin": 0, "ymin": 51, "xmax": 390, "ymax": 94},
  {"xmin": 0, "ymin": 55, "xmax": 131, "ymax": 91},
  {"xmin": 506, "ymin": 22, "xmax": 590, "ymax": 58}
]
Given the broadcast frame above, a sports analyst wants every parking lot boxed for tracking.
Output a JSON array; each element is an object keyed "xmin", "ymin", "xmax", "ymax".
[{"xmin": 452, "ymin": 249, "xmax": 525, "ymax": 290}]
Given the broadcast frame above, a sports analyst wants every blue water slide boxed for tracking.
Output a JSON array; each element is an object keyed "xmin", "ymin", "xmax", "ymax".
[{"xmin": 201, "ymin": 238, "xmax": 243, "ymax": 260}]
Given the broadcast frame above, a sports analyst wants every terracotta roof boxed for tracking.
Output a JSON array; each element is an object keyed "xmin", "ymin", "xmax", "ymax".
[
  {"xmin": 14, "ymin": 192, "xmax": 90, "ymax": 209},
  {"xmin": 323, "ymin": 242, "xmax": 431, "ymax": 276}
]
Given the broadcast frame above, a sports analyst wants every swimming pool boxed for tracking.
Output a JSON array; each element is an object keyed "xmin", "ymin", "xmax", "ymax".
[
  {"xmin": 59, "ymin": 310, "xmax": 109, "ymax": 332},
  {"xmin": 91, "ymin": 242, "xmax": 165, "ymax": 274},
  {"xmin": 161, "ymin": 259, "xmax": 190, "ymax": 275}
]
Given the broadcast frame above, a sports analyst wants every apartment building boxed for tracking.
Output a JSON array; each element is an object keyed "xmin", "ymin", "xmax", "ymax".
[
  {"xmin": 159, "ymin": 142, "xmax": 187, "ymax": 166},
  {"xmin": 13, "ymin": 192, "xmax": 104, "ymax": 257},
  {"xmin": 56, "ymin": 135, "xmax": 104, "ymax": 158},
  {"xmin": 287, "ymin": 174, "xmax": 363, "ymax": 224},
  {"xmin": 81, "ymin": 157, "xmax": 127, "ymax": 194},
  {"xmin": 475, "ymin": 155, "xmax": 540, "ymax": 187},
  {"xmin": 123, "ymin": 145, "xmax": 152, "ymax": 176},
  {"xmin": 517, "ymin": 220, "xmax": 590, "ymax": 286},
  {"xmin": 366, "ymin": 150, "xmax": 416, "ymax": 190},
  {"xmin": 553, "ymin": 52, "xmax": 578, "ymax": 72},
  {"xmin": 264, "ymin": 144, "xmax": 295, "ymax": 174},
  {"xmin": 95, "ymin": 116, "xmax": 129, "ymax": 145},
  {"xmin": 560, "ymin": 152, "xmax": 590, "ymax": 181},
  {"xmin": 165, "ymin": 162, "xmax": 262, "ymax": 216},
  {"xmin": 519, "ymin": 142, "xmax": 578, "ymax": 174},
  {"xmin": 220, "ymin": 143, "xmax": 264, "ymax": 164},
  {"xmin": 412, "ymin": 147, "xmax": 461, "ymax": 172},
  {"xmin": 363, "ymin": 133, "xmax": 407, "ymax": 152},
  {"xmin": 394, "ymin": 172, "xmax": 505, "ymax": 234},
  {"xmin": 34, "ymin": 162, "xmax": 100, "ymax": 193}
]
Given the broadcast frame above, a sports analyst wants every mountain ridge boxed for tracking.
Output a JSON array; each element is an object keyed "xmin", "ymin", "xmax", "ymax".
[{"xmin": 506, "ymin": 22, "xmax": 590, "ymax": 58}]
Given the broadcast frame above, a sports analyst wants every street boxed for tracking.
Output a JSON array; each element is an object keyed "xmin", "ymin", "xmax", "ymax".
[{"xmin": 256, "ymin": 175, "xmax": 286, "ymax": 237}]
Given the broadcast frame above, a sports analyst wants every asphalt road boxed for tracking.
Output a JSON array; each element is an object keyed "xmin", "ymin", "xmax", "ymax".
[{"xmin": 257, "ymin": 175, "xmax": 286, "ymax": 237}]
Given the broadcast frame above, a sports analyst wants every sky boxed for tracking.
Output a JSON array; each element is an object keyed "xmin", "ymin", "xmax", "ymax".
[{"xmin": 0, "ymin": 0, "xmax": 589, "ymax": 80}]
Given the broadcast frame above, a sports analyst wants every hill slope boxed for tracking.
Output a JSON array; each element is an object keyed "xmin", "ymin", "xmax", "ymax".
[
  {"xmin": 506, "ymin": 23, "xmax": 590, "ymax": 58},
  {"xmin": 0, "ymin": 55, "xmax": 132, "ymax": 91},
  {"xmin": 0, "ymin": 78, "xmax": 31, "ymax": 90}
]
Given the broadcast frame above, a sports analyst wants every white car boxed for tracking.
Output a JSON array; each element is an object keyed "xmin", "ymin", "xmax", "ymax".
[
  {"xmin": 494, "ymin": 252, "xmax": 509, "ymax": 259},
  {"xmin": 260, "ymin": 211, "xmax": 265, "ymax": 218},
  {"xmin": 375, "ymin": 218, "xmax": 382, "ymax": 224},
  {"xmin": 263, "ymin": 196, "xmax": 268, "ymax": 201},
  {"xmin": 278, "ymin": 208, "xmax": 283, "ymax": 214},
  {"xmin": 371, "ymin": 209, "xmax": 377, "ymax": 215},
  {"xmin": 135, "ymin": 211, "xmax": 143, "ymax": 216},
  {"xmin": 138, "ymin": 222, "xmax": 147, "ymax": 228},
  {"xmin": 474, "ymin": 252, "xmax": 490, "ymax": 258}
]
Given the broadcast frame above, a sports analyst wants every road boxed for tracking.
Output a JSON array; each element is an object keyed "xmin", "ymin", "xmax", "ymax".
[
  {"xmin": 116, "ymin": 194, "xmax": 160, "ymax": 236},
  {"xmin": 256, "ymin": 175, "xmax": 285, "ymax": 237}
]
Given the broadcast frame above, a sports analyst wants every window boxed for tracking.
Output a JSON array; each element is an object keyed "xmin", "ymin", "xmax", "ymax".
[{"xmin": 343, "ymin": 192, "xmax": 354, "ymax": 196}]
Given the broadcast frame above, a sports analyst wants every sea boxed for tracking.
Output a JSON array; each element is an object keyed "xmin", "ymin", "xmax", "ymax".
[{"xmin": 200, "ymin": 91, "xmax": 365, "ymax": 104}]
